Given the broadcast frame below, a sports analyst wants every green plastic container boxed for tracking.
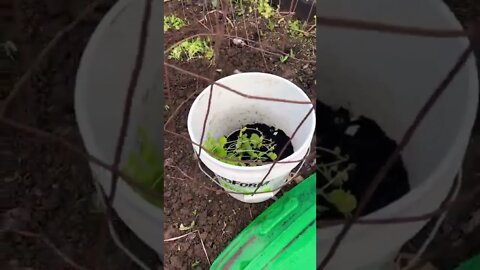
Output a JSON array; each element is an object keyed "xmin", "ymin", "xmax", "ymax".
[
  {"xmin": 211, "ymin": 174, "xmax": 316, "ymax": 270},
  {"xmin": 454, "ymin": 255, "xmax": 480, "ymax": 270}
]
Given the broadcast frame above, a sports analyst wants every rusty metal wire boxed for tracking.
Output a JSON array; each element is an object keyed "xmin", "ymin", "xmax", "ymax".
[{"xmin": 1, "ymin": 0, "xmax": 479, "ymax": 269}]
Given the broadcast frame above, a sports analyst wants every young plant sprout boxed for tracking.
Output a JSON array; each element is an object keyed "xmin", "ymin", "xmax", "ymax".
[
  {"xmin": 203, "ymin": 126, "xmax": 278, "ymax": 167},
  {"xmin": 164, "ymin": 15, "xmax": 187, "ymax": 32},
  {"xmin": 123, "ymin": 128, "xmax": 163, "ymax": 208},
  {"xmin": 317, "ymin": 146, "xmax": 358, "ymax": 217},
  {"xmin": 169, "ymin": 37, "xmax": 215, "ymax": 63}
]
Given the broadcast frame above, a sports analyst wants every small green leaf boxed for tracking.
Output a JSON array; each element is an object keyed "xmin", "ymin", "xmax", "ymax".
[
  {"xmin": 250, "ymin": 133, "xmax": 261, "ymax": 147},
  {"xmin": 326, "ymin": 189, "xmax": 357, "ymax": 215},
  {"xmin": 179, "ymin": 220, "xmax": 196, "ymax": 231},
  {"xmin": 211, "ymin": 0, "xmax": 219, "ymax": 8},
  {"xmin": 242, "ymin": 141, "xmax": 253, "ymax": 151},
  {"xmin": 218, "ymin": 136, "xmax": 227, "ymax": 147},
  {"xmin": 204, "ymin": 135, "xmax": 216, "ymax": 152},
  {"xmin": 267, "ymin": 152, "xmax": 277, "ymax": 160},
  {"xmin": 192, "ymin": 260, "xmax": 200, "ymax": 268},
  {"xmin": 216, "ymin": 148, "xmax": 227, "ymax": 158}
]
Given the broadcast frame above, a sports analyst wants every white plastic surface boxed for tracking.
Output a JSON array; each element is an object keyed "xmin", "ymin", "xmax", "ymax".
[
  {"xmin": 317, "ymin": 0, "xmax": 478, "ymax": 269},
  {"xmin": 74, "ymin": 0, "xmax": 164, "ymax": 258},
  {"xmin": 187, "ymin": 72, "xmax": 315, "ymax": 203}
]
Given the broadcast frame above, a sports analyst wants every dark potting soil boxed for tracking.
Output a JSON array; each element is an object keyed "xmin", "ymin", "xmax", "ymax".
[
  {"xmin": 225, "ymin": 123, "xmax": 294, "ymax": 162},
  {"xmin": 317, "ymin": 100, "xmax": 411, "ymax": 219}
]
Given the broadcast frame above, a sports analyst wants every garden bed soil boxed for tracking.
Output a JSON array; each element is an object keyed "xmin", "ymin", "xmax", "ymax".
[
  {"xmin": 2, "ymin": 1, "xmax": 160, "ymax": 269},
  {"xmin": 317, "ymin": 100, "xmax": 410, "ymax": 219},
  {"xmin": 163, "ymin": 1, "xmax": 315, "ymax": 268}
]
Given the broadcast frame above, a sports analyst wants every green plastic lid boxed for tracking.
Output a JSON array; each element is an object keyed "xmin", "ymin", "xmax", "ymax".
[
  {"xmin": 454, "ymin": 255, "xmax": 480, "ymax": 270},
  {"xmin": 211, "ymin": 174, "xmax": 316, "ymax": 270}
]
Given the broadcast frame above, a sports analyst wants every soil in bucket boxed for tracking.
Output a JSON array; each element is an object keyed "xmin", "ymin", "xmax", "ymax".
[
  {"xmin": 317, "ymin": 100, "xmax": 411, "ymax": 220},
  {"xmin": 224, "ymin": 123, "xmax": 294, "ymax": 165}
]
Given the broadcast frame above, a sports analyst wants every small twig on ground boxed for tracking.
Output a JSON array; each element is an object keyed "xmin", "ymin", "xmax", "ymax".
[
  {"xmin": 164, "ymin": 230, "xmax": 197, "ymax": 242},
  {"xmin": 164, "ymin": 230, "xmax": 211, "ymax": 265},
  {"xmin": 165, "ymin": 165, "xmax": 224, "ymax": 193},
  {"xmin": 198, "ymin": 231, "xmax": 211, "ymax": 265},
  {"xmin": 164, "ymin": 83, "xmax": 203, "ymax": 128},
  {"xmin": 5, "ymin": 230, "xmax": 89, "ymax": 270},
  {"xmin": 164, "ymin": 62, "xmax": 313, "ymax": 104},
  {"xmin": 166, "ymin": 164, "xmax": 193, "ymax": 180}
]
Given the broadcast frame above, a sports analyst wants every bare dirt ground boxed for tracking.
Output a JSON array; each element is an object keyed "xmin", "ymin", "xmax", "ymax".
[{"xmin": 1, "ymin": 1, "xmax": 159, "ymax": 269}]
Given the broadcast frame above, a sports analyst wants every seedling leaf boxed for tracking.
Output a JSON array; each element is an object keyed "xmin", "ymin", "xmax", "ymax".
[
  {"xmin": 179, "ymin": 220, "xmax": 196, "ymax": 231},
  {"xmin": 267, "ymin": 152, "xmax": 277, "ymax": 160},
  {"xmin": 326, "ymin": 189, "xmax": 357, "ymax": 215}
]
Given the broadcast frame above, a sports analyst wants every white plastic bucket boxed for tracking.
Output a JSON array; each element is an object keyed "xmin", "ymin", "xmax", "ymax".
[
  {"xmin": 74, "ymin": 0, "xmax": 164, "ymax": 258},
  {"xmin": 187, "ymin": 73, "xmax": 315, "ymax": 203},
  {"xmin": 317, "ymin": 0, "xmax": 478, "ymax": 269}
]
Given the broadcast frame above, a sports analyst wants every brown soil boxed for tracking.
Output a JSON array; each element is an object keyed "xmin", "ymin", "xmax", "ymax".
[
  {"xmin": 2, "ymin": 0, "xmax": 160, "ymax": 269},
  {"xmin": 163, "ymin": 1, "xmax": 316, "ymax": 269}
]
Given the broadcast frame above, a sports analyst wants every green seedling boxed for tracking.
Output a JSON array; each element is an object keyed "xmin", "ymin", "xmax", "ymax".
[
  {"xmin": 192, "ymin": 260, "xmax": 201, "ymax": 268},
  {"xmin": 279, "ymin": 49, "xmax": 295, "ymax": 64},
  {"xmin": 317, "ymin": 146, "xmax": 358, "ymax": 216},
  {"xmin": 203, "ymin": 127, "xmax": 278, "ymax": 167},
  {"xmin": 123, "ymin": 127, "xmax": 163, "ymax": 208},
  {"xmin": 288, "ymin": 19, "xmax": 306, "ymax": 38},
  {"xmin": 256, "ymin": 0, "xmax": 275, "ymax": 19},
  {"xmin": 179, "ymin": 220, "xmax": 196, "ymax": 231},
  {"xmin": 324, "ymin": 189, "xmax": 357, "ymax": 216},
  {"xmin": 245, "ymin": 0, "xmax": 275, "ymax": 19},
  {"xmin": 164, "ymin": 15, "xmax": 187, "ymax": 32},
  {"xmin": 267, "ymin": 18, "xmax": 275, "ymax": 31},
  {"xmin": 169, "ymin": 37, "xmax": 214, "ymax": 63},
  {"xmin": 211, "ymin": 0, "xmax": 220, "ymax": 8}
]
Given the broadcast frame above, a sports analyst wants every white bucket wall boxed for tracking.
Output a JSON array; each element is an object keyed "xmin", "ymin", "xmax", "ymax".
[
  {"xmin": 187, "ymin": 73, "xmax": 315, "ymax": 203},
  {"xmin": 317, "ymin": 0, "xmax": 478, "ymax": 269},
  {"xmin": 74, "ymin": 0, "xmax": 164, "ymax": 258}
]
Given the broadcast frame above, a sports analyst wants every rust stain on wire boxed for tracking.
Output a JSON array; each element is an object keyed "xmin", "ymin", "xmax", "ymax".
[
  {"xmin": 108, "ymin": 0, "xmax": 153, "ymax": 204},
  {"xmin": 316, "ymin": 16, "xmax": 468, "ymax": 38}
]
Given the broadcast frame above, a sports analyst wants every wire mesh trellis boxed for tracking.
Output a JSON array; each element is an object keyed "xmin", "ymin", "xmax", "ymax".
[{"xmin": 0, "ymin": 0, "xmax": 479, "ymax": 269}]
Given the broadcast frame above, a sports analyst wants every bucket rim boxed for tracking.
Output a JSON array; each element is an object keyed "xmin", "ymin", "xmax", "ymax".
[{"xmin": 187, "ymin": 72, "xmax": 316, "ymax": 172}]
